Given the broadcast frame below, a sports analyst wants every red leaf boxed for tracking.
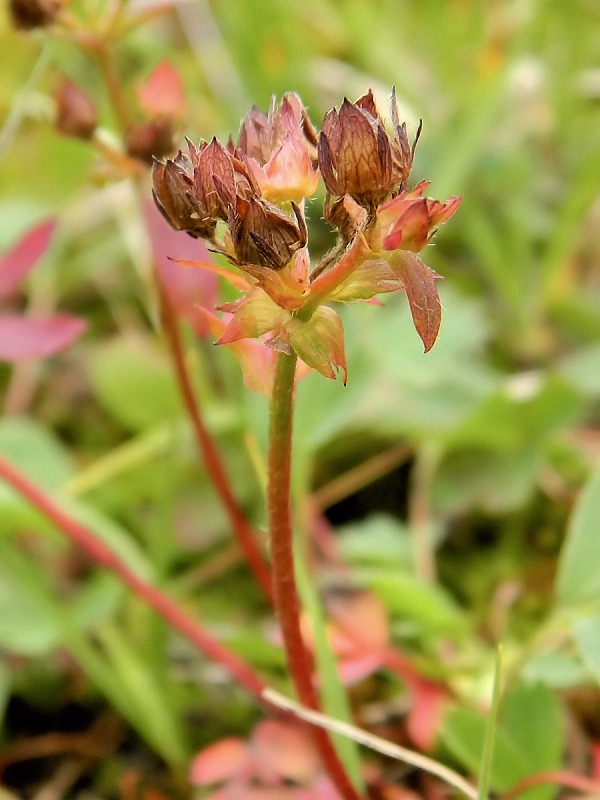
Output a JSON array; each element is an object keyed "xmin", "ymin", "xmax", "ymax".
[
  {"xmin": 391, "ymin": 250, "xmax": 442, "ymax": 352},
  {"xmin": 0, "ymin": 219, "xmax": 56, "ymax": 298},
  {"xmin": 337, "ymin": 652, "xmax": 385, "ymax": 684},
  {"xmin": 327, "ymin": 590, "xmax": 389, "ymax": 654},
  {"xmin": 138, "ymin": 61, "xmax": 185, "ymax": 119},
  {"xmin": 188, "ymin": 738, "xmax": 250, "ymax": 786},
  {"xmin": 144, "ymin": 201, "xmax": 218, "ymax": 336},
  {"xmin": 0, "ymin": 314, "xmax": 85, "ymax": 362},
  {"xmin": 406, "ymin": 677, "xmax": 448, "ymax": 752},
  {"xmin": 251, "ymin": 720, "xmax": 319, "ymax": 784}
]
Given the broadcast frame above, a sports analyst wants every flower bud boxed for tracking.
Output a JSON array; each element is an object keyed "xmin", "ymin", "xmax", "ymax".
[
  {"xmin": 238, "ymin": 92, "xmax": 318, "ymax": 166},
  {"xmin": 318, "ymin": 90, "xmax": 420, "ymax": 218},
  {"xmin": 237, "ymin": 94, "xmax": 319, "ymax": 204},
  {"xmin": 152, "ymin": 153, "xmax": 216, "ymax": 238},
  {"xmin": 8, "ymin": 0, "xmax": 59, "ymax": 29},
  {"xmin": 318, "ymin": 92, "xmax": 391, "ymax": 210},
  {"xmin": 54, "ymin": 79, "xmax": 97, "ymax": 140},
  {"xmin": 229, "ymin": 196, "xmax": 307, "ymax": 271},
  {"xmin": 188, "ymin": 138, "xmax": 239, "ymax": 221},
  {"xmin": 126, "ymin": 118, "xmax": 175, "ymax": 165}
]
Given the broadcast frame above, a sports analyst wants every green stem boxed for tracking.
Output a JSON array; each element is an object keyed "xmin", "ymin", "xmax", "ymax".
[
  {"xmin": 267, "ymin": 352, "xmax": 362, "ymax": 800},
  {"xmin": 92, "ymin": 39, "xmax": 131, "ymax": 137}
]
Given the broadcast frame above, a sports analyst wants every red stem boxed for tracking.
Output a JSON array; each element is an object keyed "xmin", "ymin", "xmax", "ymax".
[
  {"xmin": 502, "ymin": 771, "xmax": 600, "ymax": 800},
  {"xmin": 0, "ymin": 455, "xmax": 269, "ymax": 707},
  {"xmin": 157, "ymin": 279, "xmax": 273, "ymax": 604},
  {"xmin": 267, "ymin": 352, "xmax": 362, "ymax": 800}
]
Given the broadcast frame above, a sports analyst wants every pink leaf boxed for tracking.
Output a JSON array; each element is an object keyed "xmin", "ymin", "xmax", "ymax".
[
  {"xmin": 337, "ymin": 652, "xmax": 385, "ymax": 684},
  {"xmin": 0, "ymin": 219, "xmax": 56, "ymax": 298},
  {"xmin": 406, "ymin": 677, "xmax": 449, "ymax": 752},
  {"xmin": 251, "ymin": 719, "xmax": 319, "ymax": 785},
  {"xmin": 0, "ymin": 314, "xmax": 85, "ymax": 362},
  {"xmin": 188, "ymin": 738, "xmax": 251, "ymax": 786},
  {"xmin": 391, "ymin": 250, "xmax": 442, "ymax": 352},
  {"xmin": 138, "ymin": 61, "xmax": 185, "ymax": 118},
  {"xmin": 144, "ymin": 201, "xmax": 218, "ymax": 336},
  {"xmin": 326, "ymin": 591, "xmax": 389, "ymax": 654}
]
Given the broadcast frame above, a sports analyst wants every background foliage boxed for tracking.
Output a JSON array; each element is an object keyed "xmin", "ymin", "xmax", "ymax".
[{"xmin": 1, "ymin": 1, "xmax": 600, "ymax": 798}]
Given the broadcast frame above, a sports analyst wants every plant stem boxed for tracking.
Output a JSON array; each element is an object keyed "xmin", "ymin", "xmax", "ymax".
[
  {"xmin": 0, "ymin": 455, "xmax": 270, "ymax": 708},
  {"xmin": 157, "ymin": 280, "xmax": 274, "ymax": 604},
  {"xmin": 408, "ymin": 441, "xmax": 440, "ymax": 583},
  {"xmin": 89, "ymin": 24, "xmax": 272, "ymax": 603},
  {"xmin": 93, "ymin": 40, "xmax": 131, "ymax": 137},
  {"xmin": 264, "ymin": 688, "xmax": 478, "ymax": 800},
  {"xmin": 267, "ymin": 351, "xmax": 362, "ymax": 800}
]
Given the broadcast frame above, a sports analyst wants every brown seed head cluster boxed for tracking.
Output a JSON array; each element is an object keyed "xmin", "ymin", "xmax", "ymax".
[
  {"xmin": 152, "ymin": 89, "xmax": 460, "ymax": 376},
  {"xmin": 9, "ymin": 0, "xmax": 60, "ymax": 29},
  {"xmin": 153, "ymin": 90, "xmax": 423, "ymax": 276}
]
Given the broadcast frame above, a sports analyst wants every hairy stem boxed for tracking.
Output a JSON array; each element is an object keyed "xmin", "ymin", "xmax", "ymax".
[
  {"xmin": 0, "ymin": 455, "xmax": 270, "ymax": 707},
  {"xmin": 157, "ymin": 280, "xmax": 273, "ymax": 604},
  {"xmin": 267, "ymin": 351, "xmax": 362, "ymax": 800}
]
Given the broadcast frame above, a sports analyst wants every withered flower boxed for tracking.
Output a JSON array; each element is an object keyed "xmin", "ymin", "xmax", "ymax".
[
  {"xmin": 318, "ymin": 89, "xmax": 420, "ymax": 218},
  {"xmin": 228, "ymin": 196, "xmax": 307, "ymax": 271},
  {"xmin": 152, "ymin": 152, "xmax": 216, "ymax": 238},
  {"xmin": 152, "ymin": 140, "xmax": 256, "ymax": 239},
  {"xmin": 152, "ymin": 89, "xmax": 460, "ymax": 385},
  {"xmin": 54, "ymin": 79, "xmax": 97, "ymax": 140},
  {"xmin": 126, "ymin": 117, "xmax": 175, "ymax": 164},
  {"xmin": 188, "ymin": 138, "xmax": 256, "ymax": 220},
  {"xmin": 9, "ymin": 0, "xmax": 59, "ymax": 29}
]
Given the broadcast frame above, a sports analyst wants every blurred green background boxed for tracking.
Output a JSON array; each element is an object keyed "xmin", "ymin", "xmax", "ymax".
[{"xmin": 1, "ymin": 0, "xmax": 600, "ymax": 797}]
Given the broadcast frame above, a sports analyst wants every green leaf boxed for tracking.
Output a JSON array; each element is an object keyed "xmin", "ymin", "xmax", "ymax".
[
  {"xmin": 558, "ymin": 343, "xmax": 600, "ymax": 398},
  {"xmin": 440, "ymin": 706, "xmax": 530, "ymax": 792},
  {"xmin": 434, "ymin": 376, "xmax": 582, "ymax": 514},
  {"xmin": 502, "ymin": 683, "xmax": 563, "ymax": 800},
  {"xmin": 556, "ymin": 462, "xmax": 600, "ymax": 603},
  {"xmin": 440, "ymin": 682, "xmax": 563, "ymax": 799},
  {"xmin": 433, "ymin": 447, "xmax": 539, "ymax": 514},
  {"xmin": 573, "ymin": 616, "xmax": 600, "ymax": 685},
  {"xmin": 364, "ymin": 569, "xmax": 468, "ymax": 636},
  {"xmin": 96, "ymin": 623, "xmax": 188, "ymax": 766},
  {"xmin": 337, "ymin": 514, "xmax": 413, "ymax": 568},
  {"xmin": 0, "ymin": 539, "xmax": 187, "ymax": 767},
  {"xmin": 0, "ymin": 559, "xmax": 60, "ymax": 655},
  {"xmin": 0, "ymin": 417, "xmax": 74, "ymax": 503},
  {"xmin": 88, "ymin": 337, "xmax": 183, "ymax": 431},
  {"xmin": 522, "ymin": 650, "xmax": 589, "ymax": 689},
  {"xmin": 60, "ymin": 496, "xmax": 155, "ymax": 581},
  {"xmin": 0, "ymin": 659, "xmax": 11, "ymax": 730}
]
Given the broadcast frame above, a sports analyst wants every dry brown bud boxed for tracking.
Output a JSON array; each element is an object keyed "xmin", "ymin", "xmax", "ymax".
[
  {"xmin": 8, "ymin": 0, "xmax": 59, "ymax": 29},
  {"xmin": 318, "ymin": 89, "xmax": 419, "ymax": 217},
  {"xmin": 126, "ymin": 118, "xmax": 175, "ymax": 165},
  {"xmin": 229, "ymin": 197, "xmax": 307, "ymax": 270},
  {"xmin": 152, "ymin": 153, "xmax": 216, "ymax": 238},
  {"xmin": 54, "ymin": 79, "xmax": 97, "ymax": 140}
]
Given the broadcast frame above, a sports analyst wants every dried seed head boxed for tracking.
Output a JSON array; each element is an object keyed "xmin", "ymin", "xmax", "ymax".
[
  {"xmin": 8, "ymin": 0, "xmax": 60, "ymax": 29},
  {"xmin": 152, "ymin": 153, "xmax": 216, "ymax": 238},
  {"xmin": 54, "ymin": 79, "xmax": 97, "ymax": 140},
  {"xmin": 126, "ymin": 118, "xmax": 175, "ymax": 165},
  {"xmin": 229, "ymin": 197, "xmax": 307, "ymax": 271},
  {"xmin": 318, "ymin": 89, "xmax": 420, "ymax": 224}
]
